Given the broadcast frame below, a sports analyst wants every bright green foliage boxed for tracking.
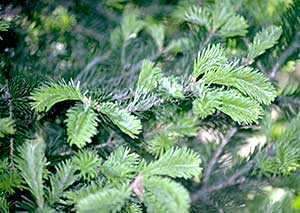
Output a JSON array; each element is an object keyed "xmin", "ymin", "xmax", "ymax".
[
  {"xmin": 211, "ymin": 1, "xmax": 234, "ymax": 30},
  {"xmin": 30, "ymin": 81, "xmax": 84, "ymax": 112},
  {"xmin": 13, "ymin": 140, "xmax": 201, "ymax": 212},
  {"xmin": 165, "ymin": 116, "xmax": 198, "ymax": 137},
  {"xmin": 100, "ymin": 102, "xmax": 142, "ymax": 139},
  {"xmin": 143, "ymin": 176, "xmax": 190, "ymax": 213},
  {"xmin": 66, "ymin": 104, "xmax": 98, "ymax": 148},
  {"xmin": 257, "ymin": 115, "xmax": 300, "ymax": 176},
  {"xmin": 0, "ymin": 117, "xmax": 15, "ymax": 137},
  {"xmin": 201, "ymin": 63, "xmax": 276, "ymax": 104},
  {"xmin": 184, "ymin": 6, "xmax": 211, "ymax": 30},
  {"xmin": 146, "ymin": 133, "xmax": 174, "ymax": 157},
  {"xmin": 15, "ymin": 138, "xmax": 46, "ymax": 210},
  {"xmin": 72, "ymin": 150, "xmax": 101, "ymax": 181},
  {"xmin": 0, "ymin": 20, "xmax": 9, "ymax": 32},
  {"xmin": 158, "ymin": 76, "xmax": 184, "ymax": 99},
  {"xmin": 0, "ymin": 195, "xmax": 9, "ymax": 213},
  {"xmin": 102, "ymin": 147, "xmax": 139, "ymax": 184},
  {"xmin": 42, "ymin": 6, "xmax": 76, "ymax": 31},
  {"xmin": 67, "ymin": 146, "xmax": 201, "ymax": 212},
  {"xmin": 216, "ymin": 90, "xmax": 262, "ymax": 124},
  {"xmin": 65, "ymin": 183, "xmax": 105, "ymax": 203},
  {"xmin": 0, "ymin": 20, "xmax": 9, "ymax": 40},
  {"xmin": 0, "ymin": 169, "xmax": 22, "ymax": 195},
  {"xmin": 192, "ymin": 44, "xmax": 276, "ymax": 123},
  {"xmin": 121, "ymin": 6, "xmax": 144, "ymax": 41},
  {"xmin": 143, "ymin": 147, "xmax": 202, "ymax": 179},
  {"xmin": 165, "ymin": 37, "xmax": 191, "ymax": 54},
  {"xmin": 137, "ymin": 60, "xmax": 162, "ymax": 91},
  {"xmin": 0, "ymin": 159, "xmax": 23, "ymax": 195},
  {"xmin": 147, "ymin": 24, "xmax": 165, "ymax": 50},
  {"xmin": 137, "ymin": 62, "xmax": 184, "ymax": 98},
  {"xmin": 192, "ymin": 92, "xmax": 221, "ymax": 119},
  {"xmin": 248, "ymin": 26, "xmax": 282, "ymax": 59},
  {"xmin": 110, "ymin": 26, "xmax": 123, "ymax": 49},
  {"xmin": 75, "ymin": 185, "xmax": 131, "ymax": 213},
  {"xmin": 2, "ymin": 0, "xmax": 297, "ymax": 212},
  {"xmin": 193, "ymin": 44, "xmax": 227, "ymax": 78},
  {"xmin": 217, "ymin": 15, "xmax": 248, "ymax": 37},
  {"xmin": 185, "ymin": 1, "xmax": 248, "ymax": 38},
  {"xmin": 48, "ymin": 160, "xmax": 78, "ymax": 205},
  {"xmin": 193, "ymin": 89, "xmax": 262, "ymax": 124},
  {"xmin": 0, "ymin": 159, "xmax": 22, "ymax": 212},
  {"xmin": 125, "ymin": 203, "xmax": 143, "ymax": 213},
  {"xmin": 147, "ymin": 116, "xmax": 198, "ymax": 157},
  {"xmin": 212, "ymin": 1, "xmax": 248, "ymax": 37}
]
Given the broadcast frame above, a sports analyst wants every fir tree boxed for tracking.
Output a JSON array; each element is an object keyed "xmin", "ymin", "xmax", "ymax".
[{"xmin": 0, "ymin": 0, "xmax": 300, "ymax": 212}]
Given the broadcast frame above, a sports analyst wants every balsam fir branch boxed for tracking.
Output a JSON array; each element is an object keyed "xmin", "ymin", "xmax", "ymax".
[
  {"xmin": 15, "ymin": 138, "xmax": 47, "ymax": 210},
  {"xmin": 247, "ymin": 26, "xmax": 282, "ymax": 60},
  {"xmin": 30, "ymin": 80, "xmax": 85, "ymax": 112},
  {"xmin": 30, "ymin": 82, "xmax": 143, "ymax": 146},
  {"xmin": 0, "ymin": 117, "xmax": 15, "ymax": 138},
  {"xmin": 13, "ymin": 138, "xmax": 202, "ymax": 212},
  {"xmin": 2, "ymin": 0, "xmax": 300, "ymax": 212},
  {"xmin": 66, "ymin": 103, "xmax": 98, "ymax": 148},
  {"xmin": 47, "ymin": 159, "xmax": 78, "ymax": 205}
]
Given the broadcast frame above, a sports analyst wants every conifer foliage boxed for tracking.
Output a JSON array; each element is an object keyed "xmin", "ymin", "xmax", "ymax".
[{"xmin": 1, "ymin": 0, "xmax": 300, "ymax": 212}]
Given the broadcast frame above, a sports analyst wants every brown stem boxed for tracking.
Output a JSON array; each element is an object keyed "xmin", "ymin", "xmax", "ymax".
[
  {"xmin": 94, "ymin": 132, "xmax": 118, "ymax": 148},
  {"xmin": 202, "ymin": 127, "xmax": 238, "ymax": 185},
  {"xmin": 269, "ymin": 33, "xmax": 300, "ymax": 79},
  {"xmin": 202, "ymin": 29, "xmax": 216, "ymax": 47},
  {"xmin": 191, "ymin": 160, "xmax": 254, "ymax": 202},
  {"xmin": 75, "ymin": 51, "xmax": 111, "ymax": 83},
  {"xmin": 75, "ymin": 25, "xmax": 105, "ymax": 42},
  {"xmin": 5, "ymin": 83, "xmax": 14, "ymax": 169}
]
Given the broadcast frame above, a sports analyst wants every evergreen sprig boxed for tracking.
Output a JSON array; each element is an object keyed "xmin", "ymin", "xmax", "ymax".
[
  {"xmin": 143, "ymin": 176, "xmax": 190, "ymax": 213},
  {"xmin": 217, "ymin": 15, "xmax": 248, "ymax": 38},
  {"xmin": 121, "ymin": 6, "xmax": 144, "ymax": 41},
  {"xmin": 2, "ymin": 0, "xmax": 296, "ymax": 212},
  {"xmin": 48, "ymin": 160, "xmax": 78, "ymax": 205},
  {"xmin": 146, "ymin": 24, "xmax": 165, "ymax": 50},
  {"xmin": 158, "ymin": 76, "xmax": 184, "ymax": 99},
  {"xmin": 193, "ymin": 88, "xmax": 262, "ymax": 124},
  {"xmin": 142, "ymin": 147, "xmax": 202, "ymax": 179},
  {"xmin": 185, "ymin": 2, "xmax": 248, "ymax": 38},
  {"xmin": 102, "ymin": 147, "xmax": 140, "ymax": 184},
  {"xmin": 30, "ymin": 80, "xmax": 85, "ymax": 112},
  {"xmin": 146, "ymin": 133, "xmax": 174, "ymax": 158},
  {"xmin": 184, "ymin": 6, "xmax": 211, "ymax": 30},
  {"xmin": 99, "ymin": 102, "xmax": 142, "ymax": 139},
  {"xmin": 66, "ymin": 103, "xmax": 98, "ymax": 148},
  {"xmin": 72, "ymin": 149, "xmax": 102, "ymax": 181},
  {"xmin": 15, "ymin": 137, "xmax": 46, "ymax": 210},
  {"xmin": 248, "ymin": 26, "xmax": 282, "ymax": 59},
  {"xmin": 257, "ymin": 115, "xmax": 300, "ymax": 176},
  {"xmin": 75, "ymin": 185, "xmax": 131, "ymax": 213},
  {"xmin": 193, "ymin": 44, "xmax": 227, "ymax": 78},
  {"xmin": 0, "ymin": 117, "xmax": 15, "ymax": 138},
  {"xmin": 136, "ymin": 60, "xmax": 162, "ymax": 91},
  {"xmin": 201, "ymin": 63, "xmax": 276, "ymax": 104}
]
